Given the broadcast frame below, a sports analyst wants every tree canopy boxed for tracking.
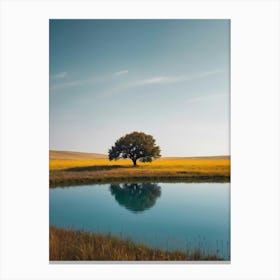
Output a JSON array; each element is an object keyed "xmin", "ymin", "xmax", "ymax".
[
  {"xmin": 110, "ymin": 183, "xmax": 161, "ymax": 212},
  {"xmin": 108, "ymin": 131, "xmax": 161, "ymax": 166}
]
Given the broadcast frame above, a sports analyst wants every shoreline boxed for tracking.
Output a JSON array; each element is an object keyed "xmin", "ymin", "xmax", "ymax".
[
  {"xmin": 49, "ymin": 226, "xmax": 225, "ymax": 261},
  {"xmin": 50, "ymin": 175, "xmax": 230, "ymax": 187}
]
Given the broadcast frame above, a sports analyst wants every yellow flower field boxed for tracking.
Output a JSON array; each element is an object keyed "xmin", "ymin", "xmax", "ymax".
[
  {"xmin": 50, "ymin": 157, "xmax": 230, "ymax": 187},
  {"xmin": 50, "ymin": 158, "xmax": 230, "ymax": 172}
]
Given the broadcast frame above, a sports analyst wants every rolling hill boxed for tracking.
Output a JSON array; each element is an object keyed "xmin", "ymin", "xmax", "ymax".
[{"xmin": 50, "ymin": 150, "xmax": 108, "ymax": 160}]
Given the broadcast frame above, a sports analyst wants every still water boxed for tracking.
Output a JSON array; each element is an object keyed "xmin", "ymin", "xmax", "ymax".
[{"xmin": 50, "ymin": 183, "xmax": 230, "ymax": 259}]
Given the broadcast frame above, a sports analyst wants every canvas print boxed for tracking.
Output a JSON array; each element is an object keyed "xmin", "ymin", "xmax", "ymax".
[{"xmin": 49, "ymin": 19, "xmax": 230, "ymax": 261}]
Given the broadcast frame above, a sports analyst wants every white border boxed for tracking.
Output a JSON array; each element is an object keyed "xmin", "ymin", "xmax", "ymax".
[{"xmin": 0, "ymin": 0, "xmax": 279, "ymax": 279}]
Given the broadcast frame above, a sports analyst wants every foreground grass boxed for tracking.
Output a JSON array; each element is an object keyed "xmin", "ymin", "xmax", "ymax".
[
  {"xmin": 50, "ymin": 158, "xmax": 230, "ymax": 187},
  {"xmin": 49, "ymin": 226, "xmax": 223, "ymax": 261}
]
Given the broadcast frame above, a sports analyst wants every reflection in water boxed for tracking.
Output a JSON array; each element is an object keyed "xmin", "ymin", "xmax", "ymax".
[{"xmin": 109, "ymin": 183, "xmax": 161, "ymax": 213}]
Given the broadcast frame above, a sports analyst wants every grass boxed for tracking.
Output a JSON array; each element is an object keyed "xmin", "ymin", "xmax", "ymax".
[
  {"xmin": 50, "ymin": 157, "xmax": 230, "ymax": 187},
  {"xmin": 49, "ymin": 226, "xmax": 223, "ymax": 261}
]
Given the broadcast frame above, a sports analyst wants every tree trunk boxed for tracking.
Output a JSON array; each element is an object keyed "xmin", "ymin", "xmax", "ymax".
[{"xmin": 132, "ymin": 159, "xmax": 137, "ymax": 166}]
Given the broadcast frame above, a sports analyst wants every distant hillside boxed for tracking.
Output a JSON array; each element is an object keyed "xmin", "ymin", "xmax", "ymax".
[
  {"xmin": 50, "ymin": 150, "xmax": 229, "ymax": 161},
  {"xmin": 162, "ymin": 156, "xmax": 230, "ymax": 160},
  {"xmin": 50, "ymin": 150, "xmax": 107, "ymax": 160}
]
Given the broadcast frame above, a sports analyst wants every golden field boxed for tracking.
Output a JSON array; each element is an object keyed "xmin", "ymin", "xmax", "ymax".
[
  {"xmin": 50, "ymin": 157, "xmax": 230, "ymax": 171},
  {"xmin": 49, "ymin": 151, "xmax": 230, "ymax": 187}
]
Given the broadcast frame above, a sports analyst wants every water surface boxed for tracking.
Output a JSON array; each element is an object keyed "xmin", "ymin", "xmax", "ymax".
[{"xmin": 50, "ymin": 182, "xmax": 230, "ymax": 259}]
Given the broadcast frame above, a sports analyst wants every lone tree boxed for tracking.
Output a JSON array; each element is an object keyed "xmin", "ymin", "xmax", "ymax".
[{"xmin": 108, "ymin": 131, "xmax": 161, "ymax": 166}]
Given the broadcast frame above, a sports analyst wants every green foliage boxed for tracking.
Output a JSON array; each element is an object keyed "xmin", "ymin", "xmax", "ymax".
[{"xmin": 108, "ymin": 131, "xmax": 161, "ymax": 166}]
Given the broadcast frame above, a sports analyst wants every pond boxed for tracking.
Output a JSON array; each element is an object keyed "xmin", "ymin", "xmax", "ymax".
[{"xmin": 49, "ymin": 182, "xmax": 230, "ymax": 260}]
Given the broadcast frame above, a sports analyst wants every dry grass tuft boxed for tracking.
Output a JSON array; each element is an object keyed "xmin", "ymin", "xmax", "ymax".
[{"xmin": 49, "ymin": 226, "xmax": 223, "ymax": 261}]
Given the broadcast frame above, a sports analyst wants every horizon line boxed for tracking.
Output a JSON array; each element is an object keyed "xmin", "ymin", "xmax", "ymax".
[{"xmin": 49, "ymin": 149, "xmax": 230, "ymax": 158}]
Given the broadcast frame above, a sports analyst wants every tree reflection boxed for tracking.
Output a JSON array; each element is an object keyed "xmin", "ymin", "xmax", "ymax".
[{"xmin": 109, "ymin": 183, "xmax": 161, "ymax": 213}]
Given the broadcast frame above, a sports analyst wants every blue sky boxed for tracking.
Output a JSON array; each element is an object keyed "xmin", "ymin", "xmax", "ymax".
[{"xmin": 50, "ymin": 20, "xmax": 230, "ymax": 157}]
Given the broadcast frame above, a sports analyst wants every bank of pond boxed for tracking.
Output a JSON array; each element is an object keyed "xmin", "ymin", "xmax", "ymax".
[{"xmin": 50, "ymin": 226, "xmax": 224, "ymax": 261}]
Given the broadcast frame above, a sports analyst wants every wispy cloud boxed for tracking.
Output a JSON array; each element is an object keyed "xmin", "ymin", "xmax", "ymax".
[
  {"xmin": 50, "ymin": 69, "xmax": 222, "ymax": 94},
  {"xmin": 50, "ymin": 74, "xmax": 110, "ymax": 91},
  {"xmin": 187, "ymin": 93, "xmax": 227, "ymax": 103},
  {"xmin": 128, "ymin": 70, "xmax": 221, "ymax": 88},
  {"xmin": 114, "ymin": 70, "xmax": 128, "ymax": 76},
  {"xmin": 50, "ymin": 80, "xmax": 84, "ymax": 90},
  {"xmin": 51, "ymin": 72, "xmax": 67, "ymax": 79},
  {"xmin": 50, "ymin": 70, "xmax": 130, "ymax": 92}
]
